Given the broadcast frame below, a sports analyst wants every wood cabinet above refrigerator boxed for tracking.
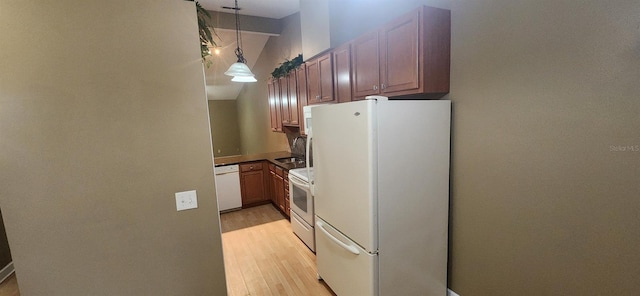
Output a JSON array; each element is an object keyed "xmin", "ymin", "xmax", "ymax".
[{"xmin": 351, "ymin": 6, "xmax": 451, "ymax": 99}]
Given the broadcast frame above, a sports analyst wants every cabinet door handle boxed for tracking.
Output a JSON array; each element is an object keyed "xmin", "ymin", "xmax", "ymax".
[
  {"xmin": 381, "ymin": 83, "xmax": 386, "ymax": 90},
  {"xmin": 249, "ymin": 166, "xmax": 254, "ymax": 170},
  {"xmin": 373, "ymin": 85, "xmax": 378, "ymax": 90},
  {"xmin": 316, "ymin": 95, "xmax": 320, "ymax": 100}
]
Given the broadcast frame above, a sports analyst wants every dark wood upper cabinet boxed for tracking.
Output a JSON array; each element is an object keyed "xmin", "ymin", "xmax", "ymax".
[
  {"xmin": 307, "ymin": 52, "xmax": 335, "ymax": 105},
  {"xmin": 332, "ymin": 43, "xmax": 353, "ymax": 103},
  {"xmin": 380, "ymin": 9, "xmax": 421, "ymax": 94},
  {"xmin": 279, "ymin": 76, "xmax": 290, "ymax": 125},
  {"xmin": 352, "ymin": 6, "xmax": 451, "ymax": 99},
  {"xmin": 286, "ymin": 71, "xmax": 299, "ymax": 126},
  {"xmin": 351, "ymin": 31, "xmax": 381, "ymax": 99},
  {"xmin": 269, "ymin": 72, "xmax": 300, "ymax": 130},
  {"xmin": 267, "ymin": 78, "xmax": 282, "ymax": 132},
  {"xmin": 268, "ymin": 5, "xmax": 450, "ymax": 132},
  {"xmin": 296, "ymin": 64, "xmax": 308, "ymax": 135}
]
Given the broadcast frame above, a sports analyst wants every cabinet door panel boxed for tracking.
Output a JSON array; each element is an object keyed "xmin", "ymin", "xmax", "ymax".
[
  {"xmin": 296, "ymin": 65, "xmax": 308, "ymax": 135},
  {"xmin": 306, "ymin": 60, "xmax": 321, "ymax": 104},
  {"xmin": 380, "ymin": 9, "xmax": 420, "ymax": 94},
  {"xmin": 276, "ymin": 174, "xmax": 285, "ymax": 212},
  {"xmin": 287, "ymin": 72, "xmax": 299, "ymax": 125},
  {"xmin": 279, "ymin": 76, "xmax": 290, "ymax": 124},
  {"xmin": 268, "ymin": 80, "xmax": 282, "ymax": 132},
  {"xmin": 318, "ymin": 54, "xmax": 334, "ymax": 103},
  {"xmin": 240, "ymin": 170, "xmax": 266, "ymax": 206},
  {"xmin": 333, "ymin": 44, "xmax": 352, "ymax": 103},
  {"xmin": 351, "ymin": 31, "xmax": 380, "ymax": 99},
  {"xmin": 284, "ymin": 171, "xmax": 290, "ymax": 217},
  {"xmin": 269, "ymin": 164, "xmax": 277, "ymax": 204},
  {"xmin": 306, "ymin": 53, "xmax": 335, "ymax": 105}
]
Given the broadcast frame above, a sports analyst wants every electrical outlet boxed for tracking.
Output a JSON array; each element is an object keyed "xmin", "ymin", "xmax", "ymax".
[{"xmin": 175, "ymin": 190, "xmax": 198, "ymax": 211}]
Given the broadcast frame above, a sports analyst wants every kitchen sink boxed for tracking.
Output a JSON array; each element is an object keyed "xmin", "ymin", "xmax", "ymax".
[{"xmin": 275, "ymin": 157, "xmax": 306, "ymax": 165}]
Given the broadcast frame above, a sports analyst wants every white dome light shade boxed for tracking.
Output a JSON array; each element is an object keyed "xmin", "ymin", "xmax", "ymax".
[
  {"xmin": 231, "ymin": 75, "xmax": 257, "ymax": 82},
  {"xmin": 224, "ymin": 62, "xmax": 255, "ymax": 77}
]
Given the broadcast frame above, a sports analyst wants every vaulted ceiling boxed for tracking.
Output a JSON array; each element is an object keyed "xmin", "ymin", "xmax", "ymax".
[{"xmin": 197, "ymin": 0, "xmax": 300, "ymax": 100}]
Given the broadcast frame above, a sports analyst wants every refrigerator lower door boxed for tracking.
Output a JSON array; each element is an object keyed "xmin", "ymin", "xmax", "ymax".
[{"xmin": 316, "ymin": 217, "xmax": 378, "ymax": 296}]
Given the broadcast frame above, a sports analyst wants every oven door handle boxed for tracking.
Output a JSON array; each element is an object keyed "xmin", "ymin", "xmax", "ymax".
[{"xmin": 289, "ymin": 175, "xmax": 310, "ymax": 190}]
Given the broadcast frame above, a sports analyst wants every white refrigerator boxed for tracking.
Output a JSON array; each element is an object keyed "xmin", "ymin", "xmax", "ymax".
[{"xmin": 311, "ymin": 96, "xmax": 451, "ymax": 296}]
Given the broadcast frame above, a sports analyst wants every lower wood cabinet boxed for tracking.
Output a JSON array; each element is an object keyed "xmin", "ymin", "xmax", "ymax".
[
  {"xmin": 239, "ymin": 161, "xmax": 270, "ymax": 207},
  {"xmin": 269, "ymin": 163, "xmax": 290, "ymax": 218},
  {"xmin": 269, "ymin": 163, "xmax": 277, "ymax": 205},
  {"xmin": 239, "ymin": 161, "xmax": 290, "ymax": 217},
  {"xmin": 284, "ymin": 170, "xmax": 290, "ymax": 216}
]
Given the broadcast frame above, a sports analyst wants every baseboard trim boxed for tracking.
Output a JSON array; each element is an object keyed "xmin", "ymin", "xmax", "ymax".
[
  {"xmin": 448, "ymin": 288, "xmax": 460, "ymax": 296},
  {"xmin": 0, "ymin": 262, "xmax": 14, "ymax": 283}
]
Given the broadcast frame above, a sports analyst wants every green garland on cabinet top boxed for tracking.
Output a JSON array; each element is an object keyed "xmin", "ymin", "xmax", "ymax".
[{"xmin": 271, "ymin": 54, "xmax": 303, "ymax": 78}]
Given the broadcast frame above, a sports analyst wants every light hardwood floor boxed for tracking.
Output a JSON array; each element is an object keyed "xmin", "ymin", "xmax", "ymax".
[
  {"xmin": 0, "ymin": 274, "xmax": 19, "ymax": 296},
  {"xmin": 0, "ymin": 204, "xmax": 333, "ymax": 296},
  {"xmin": 221, "ymin": 204, "xmax": 335, "ymax": 296}
]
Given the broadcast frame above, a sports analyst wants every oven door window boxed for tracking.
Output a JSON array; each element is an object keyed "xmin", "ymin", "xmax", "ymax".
[{"xmin": 292, "ymin": 184, "xmax": 308, "ymax": 213}]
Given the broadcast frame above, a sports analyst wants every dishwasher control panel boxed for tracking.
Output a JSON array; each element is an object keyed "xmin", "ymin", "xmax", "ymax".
[{"xmin": 214, "ymin": 164, "xmax": 239, "ymax": 174}]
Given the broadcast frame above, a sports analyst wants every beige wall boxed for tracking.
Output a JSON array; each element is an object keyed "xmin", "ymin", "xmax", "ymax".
[
  {"xmin": 323, "ymin": 0, "xmax": 640, "ymax": 294},
  {"xmin": 235, "ymin": 13, "xmax": 303, "ymax": 155},
  {"xmin": 0, "ymin": 1, "xmax": 227, "ymax": 295},
  {"xmin": 447, "ymin": 1, "xmax": 640, "ymax": 294},
  {"xmin": 300, "ymin": 0, "xmax": 330, "ymax": 59},
  {"xmin": 209, "ymin": 100, "xmax": 242, "ymax": 157},
  {"xmin": 328, "ymin": 0, "xmax": 450, "ymax": 48}
]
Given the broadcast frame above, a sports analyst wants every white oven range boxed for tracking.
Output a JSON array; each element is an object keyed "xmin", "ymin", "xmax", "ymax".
[{"xmin": 288, "ymin": 167, "xmax": 315, "ymax": 252}]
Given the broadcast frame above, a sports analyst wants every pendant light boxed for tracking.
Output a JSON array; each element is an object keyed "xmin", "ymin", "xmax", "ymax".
[
  {"xmin": 231, "ymin": 75, "xmax": 257, "ymax": 82},
  {"xmin": 224, "ymin": 0, "xmax": 256, "ymax": 82}
]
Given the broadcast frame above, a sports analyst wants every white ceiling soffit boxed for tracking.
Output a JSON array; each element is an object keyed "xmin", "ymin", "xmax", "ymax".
[
  {"xmin": 199, "ymin": 0, "xmax": 300, "ymax": 19},
  {"xmin": 204, "ymin": 29, "xmax": 270, "ymax": 100}
]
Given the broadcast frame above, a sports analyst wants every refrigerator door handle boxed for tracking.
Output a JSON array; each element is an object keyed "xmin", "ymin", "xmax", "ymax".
[
  {"xmin": 316, "ymin": 220, "xmax": 360, "ymax": 255},
  {"xmin": 306, "ymin": 135, "xmax": 314, "ymax": 195}
]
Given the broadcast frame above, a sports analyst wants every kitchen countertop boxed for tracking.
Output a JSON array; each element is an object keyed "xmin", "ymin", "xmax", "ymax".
[{"xmin": 214, "ymin": 151, "xmax": 306, "ymax": 170}]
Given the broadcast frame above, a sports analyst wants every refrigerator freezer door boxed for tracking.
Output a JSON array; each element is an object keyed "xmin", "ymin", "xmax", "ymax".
[
  {"xmin": 316, "ymin": 217, "xmax": 378, "ymax": 296},
  {"xmin": 312, "ymin": 100, "xmax": 377, "ymax": 252}
]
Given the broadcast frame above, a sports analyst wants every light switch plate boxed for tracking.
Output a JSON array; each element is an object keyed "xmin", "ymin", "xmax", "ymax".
[{"xmin": 175, "ymin": 190, "xmax": 198, "ymax": 211}]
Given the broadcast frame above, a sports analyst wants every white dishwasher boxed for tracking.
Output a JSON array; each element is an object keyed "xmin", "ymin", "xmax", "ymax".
[{"xmin": 214, "ymin": 164, "xmax": 242, "ymax": 212}]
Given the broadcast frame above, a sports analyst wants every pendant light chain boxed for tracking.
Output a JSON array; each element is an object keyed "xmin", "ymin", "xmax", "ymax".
[
  {"xmin": 223, "ymin": 0, "xmax": 256, "ymax": 82},
  {"xmin": 234, "ymin": 0, "xmax": 246, "ymax": 64}
]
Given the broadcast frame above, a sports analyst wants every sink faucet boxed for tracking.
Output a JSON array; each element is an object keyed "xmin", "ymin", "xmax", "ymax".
[{"xmin": 292, "ymin": 136, "xmax": 306, "ymax": 157}]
